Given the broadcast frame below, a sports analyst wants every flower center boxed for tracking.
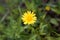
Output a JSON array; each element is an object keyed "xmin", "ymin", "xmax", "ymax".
[{"xmin": 27, "ymin": 16, "xmax": 33, "ymax": 22}]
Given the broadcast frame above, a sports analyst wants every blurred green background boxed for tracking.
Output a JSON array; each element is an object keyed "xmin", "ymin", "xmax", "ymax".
[{"xmin": 0, "ymin": 0, "xmax": 60, "ymax": 40}]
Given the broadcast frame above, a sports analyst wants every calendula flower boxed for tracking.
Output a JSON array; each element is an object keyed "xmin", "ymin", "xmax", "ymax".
[
  {"xmin": 22, "ymin": 11, "xmax": 37, "ymax": 25},
  {"xmin": 45, "ymin": 6, "xmax": 51, "ymax": 11}
]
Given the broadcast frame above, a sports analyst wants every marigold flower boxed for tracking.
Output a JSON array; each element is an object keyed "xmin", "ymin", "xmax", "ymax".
[
  {"xmin": 22, "ymin": 11, "xmax": 37, "ymax": 25},
  {"xmin": 45, "ymin": 6, "xmax": 51, "ymax": 11}
]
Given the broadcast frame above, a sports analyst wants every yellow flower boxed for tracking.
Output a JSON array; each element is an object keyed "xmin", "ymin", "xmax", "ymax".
[
  {"xmin": 22, "ymin": 11, "xmax": 37, "ymax": 25},
  {"xmin": 45, "ymin": 6, "xmax": 51, "ymax": 11}
]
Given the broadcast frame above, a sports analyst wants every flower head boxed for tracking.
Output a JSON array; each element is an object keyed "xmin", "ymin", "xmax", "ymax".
[
  {"xmin": 45, "ymin": 6, "xmax": 51, "ymax": 11},
  {"xmin": 22, "ymin": 11, "xmax": 37, "ymax": 25}
]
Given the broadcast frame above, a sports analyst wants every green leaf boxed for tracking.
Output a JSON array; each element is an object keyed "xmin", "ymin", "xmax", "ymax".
[
  {"xmin": 24, "ymin": 0, "xmax": 36, "ymax": 10},
  {"xmin": 50, "ymin": 18, "xmax": 58, "ymax": 26},
  {"xmin": 51, "ymin": 8, "xmax": 60, "ymax": 14},
  {"xmin": 46, "ymin": 36, "xmax": 56, "ymax": 40},
  {"xmin": 29, "ymin": 34, "xmax": 37, "ymax": 40},
  {"xmin": 39, "ymin": 23, "xmax": 48, "ymax": 35}
]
